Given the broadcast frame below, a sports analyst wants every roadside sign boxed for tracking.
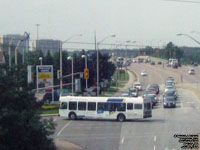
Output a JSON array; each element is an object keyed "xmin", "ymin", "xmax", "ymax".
[{"xmin": 36, "ymin": 65, "xmax": 54, "ymax": 102}]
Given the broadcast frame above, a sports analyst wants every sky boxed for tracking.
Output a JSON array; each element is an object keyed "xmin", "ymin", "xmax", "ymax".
[{"xmin": 1, "ymin": 0, "xmax": 200, "ymax": 50}]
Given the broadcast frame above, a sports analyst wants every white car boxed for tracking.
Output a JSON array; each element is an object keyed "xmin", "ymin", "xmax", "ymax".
[
  {"xmin": 141, "ymin": 70, "xmax": 147, "ymax": 76},
  {"xmin": 121, "ymin": 92, "xmax": 130, "ymax": 97},
  {"xmin": 165, "ymin": 85, "xmax": 176, "ymax": 92},
  {"xmin": 188, "ymin": 68, "xmax": 195, "ymax": 75},
  {"xmin": 133, "ymin": 82, "xmax": 142, "ymax": 91},
  {"xmin": 132, "ymin": 59, "xmax": 137, "ymax": 63}
]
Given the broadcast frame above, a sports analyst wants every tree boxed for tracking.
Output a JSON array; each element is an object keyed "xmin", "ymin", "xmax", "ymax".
[
  {"xmin": 0, "ymin": 64, "xmax": 55, "ymax": 150},
  {"xmin": 163, "ymin": 42, "xmax": 184, "ymax": 60},
  {"xmin": 44, "ymin": 50, "xmax": 53, "ymax": 65}
]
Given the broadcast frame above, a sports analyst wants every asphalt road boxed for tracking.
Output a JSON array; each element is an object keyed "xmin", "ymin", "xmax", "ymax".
[{"xmin": 49, "ymin": 62, "xmax": 200, "ymax": 150}]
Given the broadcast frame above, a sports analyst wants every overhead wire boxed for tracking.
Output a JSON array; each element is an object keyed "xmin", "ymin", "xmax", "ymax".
[{"xmin": 163, "ymin": 0, "xmax": 200, "ymax": 4}]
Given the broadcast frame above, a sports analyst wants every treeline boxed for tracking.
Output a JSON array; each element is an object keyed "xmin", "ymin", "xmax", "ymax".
[{"xmin": 2, "ymin": 49, "xmax": 116, "ymax": 92}]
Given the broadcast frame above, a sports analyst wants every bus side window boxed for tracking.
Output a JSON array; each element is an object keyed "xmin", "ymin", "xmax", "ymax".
[
  {"xmin": 127, "ymin": 103, "xmax": 133, "ymax": 110},
  {"xmin": 97, "ymin": 103, "xmax": 108, "ymax": 111},
  {"xmin": 135, "ymin": 104, "xmax": 142, "ymax": 109},
  {"xmin": 69, "ymin": 102, "xmax": 77, "ymax": 110},
  {"xmin": 60, "ymin": 102, "xmax": 67, "ymax": 109},
  {"xmin": 88, "ymin": 102, "xmax": 96, "ymax": 111},
  {"xmin": 78, "ymin": 102, "xmax": 86, "ymax": 111},
  {"xmin": 116, "ymin": 103, "xmax": 126, "ymax": 111},
  {"xmin": 108, "ymin": 103, "xmax": 117, "ymax": 112},
  {"xmin": 97, "ymin": 103, "xmax": 104, "ymax": 111}
]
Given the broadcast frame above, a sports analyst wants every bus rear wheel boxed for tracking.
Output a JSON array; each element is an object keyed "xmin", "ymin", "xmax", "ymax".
[
  {"xmin": 117, "ymin": 114, "xmax": 125, "ymax": 122},
  {"xmin": 69, "ymin": 112, "xmax": 77, "ymax": 120}
]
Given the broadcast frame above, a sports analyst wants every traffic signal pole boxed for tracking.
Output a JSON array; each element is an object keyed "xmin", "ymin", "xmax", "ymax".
[{"xmin": 85, "ymin": 54, "xmax": 88, "ymax": 89}]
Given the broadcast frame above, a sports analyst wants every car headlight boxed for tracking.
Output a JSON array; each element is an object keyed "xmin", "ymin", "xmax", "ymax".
[{"xmin": 164, "ymin": 102, "xmax": 166, "ymax": 105}]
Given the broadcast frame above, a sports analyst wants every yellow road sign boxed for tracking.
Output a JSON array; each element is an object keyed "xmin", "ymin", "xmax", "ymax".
[{"xmin": 84, "ymin": 68, "xmax": 89, "ymax": 79}]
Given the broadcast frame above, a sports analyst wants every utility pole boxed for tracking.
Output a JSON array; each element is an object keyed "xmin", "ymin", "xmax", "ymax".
[{"xmin": 36, "ymin": 24, "xmax": 40, "ymax": 40}]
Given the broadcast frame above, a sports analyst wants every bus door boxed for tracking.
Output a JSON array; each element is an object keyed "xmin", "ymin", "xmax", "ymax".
[
  {"xmin": 126, "ymin": 103, "xmax": 135, "ymax": 118},
  {"xmin": 133, "ymin": 103, "xmax": 143, "ymax": 118},
  {"xmin": 59, "ymin": 102, "xmax": 68, "ymax": 117},
  {"xmin": 144, "ymin": 102, "xmax": 152, "ymax": 118},
  {"xmin": 97, "ymin": 102, "xmax": 109, "ymax": 119}
]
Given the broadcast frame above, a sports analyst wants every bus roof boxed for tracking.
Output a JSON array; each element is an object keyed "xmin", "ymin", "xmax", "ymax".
[{"xmin": 59, "ymin": 96, "xmax": 145, "ymax": 103}]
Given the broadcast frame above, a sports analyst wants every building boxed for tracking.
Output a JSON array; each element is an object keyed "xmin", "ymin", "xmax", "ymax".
[
  {"xmin": 32, "ymin": 39, "xmax": 61, "ymax": 56},
  {"xmin": 0, "ymin": 47, "xmax": 5, "ymax": 64},
  {"xmin": 2, "ymin": 34, "xmax": 29, "ymax": 53}
]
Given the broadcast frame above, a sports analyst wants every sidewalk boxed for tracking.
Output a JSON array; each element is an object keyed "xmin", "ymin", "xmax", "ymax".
[{"xmin": 55, "ymin": 139, "xmax": 82, "ymax": 150}]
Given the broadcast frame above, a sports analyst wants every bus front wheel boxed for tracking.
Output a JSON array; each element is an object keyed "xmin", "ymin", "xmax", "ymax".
[
  {"xmin": 69, "ymin": 112, "xmax": 77, "ymax": 120},
  {"xmin": 117, "ymin": 114, "xmax": 125, "ymax": 122}
]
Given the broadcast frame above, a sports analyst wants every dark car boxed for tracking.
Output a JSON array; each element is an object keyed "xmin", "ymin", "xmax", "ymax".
[
  {"xmin": 172, "ymin": 63, "xmax": 178, "ymax": 68},
  {"xmin": 147, "ymin": 94, "xmax": 158, "ymax": 107},
  {"xmin": 43, "ymin": 92, "xmax": 59, "ymax": 102},
  {"xmin": 167, "ymin": 76, "xmax": 175, "ymax": 81},
  {"xmin": 149, "ymin": 84, "xmax": 159, "ymax": 94},
  {"xmin": 129, "ymin": 88, "xmax": 138, "ymax": 97},
  {"xmin": 157, "ymin": 61, "xmax": 162, "ymax": 65},
  {"xmin": 147, "ymin": 87, "xmax": 157, "ymax": 95},
  {"xmin": 194, "ymin": 63, "xmax": 198, "ymax": 67},
  {"xmin": 150, "ymin": 61, "xmax": 155, "ymax": 65},
  {"xmin": 163, "ymin": 96, "xmax": 176, "ymax": 108},
  {"xmin": 163, "ymin": 90, "xmax": 177, "ymax": 100}
]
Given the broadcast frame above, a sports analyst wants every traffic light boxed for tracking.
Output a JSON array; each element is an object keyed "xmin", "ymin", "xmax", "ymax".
[{"xmin": 84, "ymin": 68, "xmax": 89, "ymax": 79}]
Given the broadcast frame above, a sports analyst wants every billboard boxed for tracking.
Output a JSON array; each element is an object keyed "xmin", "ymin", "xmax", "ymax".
[{"xmin": 36, "ymin": 65, "xmax": 54, "ymax": 101}]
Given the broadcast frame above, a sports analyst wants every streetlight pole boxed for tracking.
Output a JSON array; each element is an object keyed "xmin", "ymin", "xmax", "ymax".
[
  {"xmin": 23, "ymin": 32, "xmax": 30, "ymax": 64},
  {"xmin": 96, "ymin": 34, "xmax": 116, "ymax": 96},
  {"xmin": 39, "ymin": 57, "xmax": 43, "ymax": 65},
  {"xmin": 68, "ymin": 56, "xmax": 74, "ymax": 96},
  {"xmin": 8, "ymin": 39, "xmax": 13, "ymax": 66},
  {"xmin": 36, "ymin": 24, "xmax": 40, "ymax": 40},
  {"xmin": 60, "ymin": 34, "xmax": 82, "ymax": 92},
  {"xmin": 177, "ymin": 33, "xmax": 200, "ymax": 45},
  {"xmin": 14, "ymin": 32, "xmax": 30, "ymax": 65},
  {"xmin": 82, "ymin": 53, "xmax": 88, "ymax": 89}
]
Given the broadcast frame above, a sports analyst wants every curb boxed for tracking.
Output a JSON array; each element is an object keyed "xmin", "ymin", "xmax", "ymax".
[{"xmin": 40, "ymin": 114, "xmax": 59, "ymax": 117}]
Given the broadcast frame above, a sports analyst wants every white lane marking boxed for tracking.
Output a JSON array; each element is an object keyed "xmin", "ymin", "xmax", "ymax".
[
  {"xmin": 172, "ymin": 149, "xmax": 176, "ymax": 150},
  {"xmin": 154, "ymin": 136, "xmax": 156, "ymax": 141},
  {"xmin": 154, "ymin": 145, "xmax": 156, "ymax": 150},
  {"xmin": 57, "ymin": 121, "xmax": 72, "ymax": 136},
  {"xmin": 53, "ymin": 118, "xmax": 57, "ymax": 122},
  {"xmin": 121, "ymin": 137, "xmax": 125, "ymax": 144}
]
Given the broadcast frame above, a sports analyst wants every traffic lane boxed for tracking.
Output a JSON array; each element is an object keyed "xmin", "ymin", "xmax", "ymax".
[
  {"xmin": 129, "ymin": 63, "xmax": 151, "ymax": 89},
  {"xmin": 155, "ymin": 88, "xmax": 200, "ymax": 150},
  {"xmin": 172, "ymin": 66, "xmax": 197, "ymax": 83},
  {"xmin": 118, "ymin": 70, "xmax": 200, "ymax": 150},
  {"xmin": 177, "ymin": 65, "xmax": 200, "ymax": 83},
  {"xmin": 55, "ymin": 119, "xmax": 122, "ymax": 150},
  {"xmin": 141, "ymin": 63, "xmax": 181, "ymax": 84}
]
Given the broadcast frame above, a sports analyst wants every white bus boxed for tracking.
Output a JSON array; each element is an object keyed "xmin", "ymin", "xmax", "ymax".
[{"xmin": 59, "ymin": 96, "xmax": 152, "ymax": 122}]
